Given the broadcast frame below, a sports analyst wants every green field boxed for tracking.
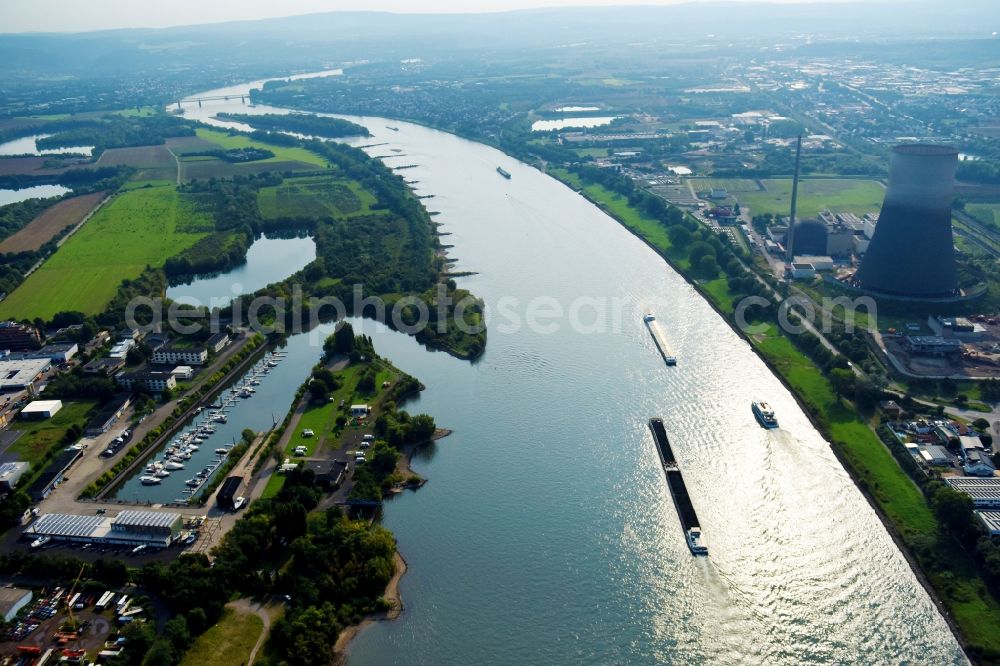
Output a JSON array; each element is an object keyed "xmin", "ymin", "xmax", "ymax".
[
  {"xmin": 688, "ymin": 178, "xmax": 762, "ymax": 193},
  {"xmin": 180, "ymin": 608, "xmax": 262, "ymax": 666},
  {"xmin": 195, "ymin": 128, "xmax": 327, "ymax": 167},
  {"xmin": 966, "ymin": 202, "xmax": 1000, "ymax": 231},
  {"xmin": 258, "ymin": 174, "xmax": 376, "ymax": 220},
  {"xmin": 0, "ymin": 187, "xmax": 212, "ymax": 319},
  {"xmin": 8, "ymin": 401, "xmax": 97, "ymax": 465},
  {"xmin": 736, "ymin": 178, "xmax": 884, "ymax": 218}
]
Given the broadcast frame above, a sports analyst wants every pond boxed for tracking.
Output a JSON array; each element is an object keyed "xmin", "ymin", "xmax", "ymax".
[
  {"xmin": 0, "ymin": 184, "xmax": 72, "ymax": 207},
  {"xmin": 166, "ymin": 234, "xmax": 316, "ymax": 307},
  {"xmin": 0, "ymin": 134, "xmax": 94, "ymax": 157}
]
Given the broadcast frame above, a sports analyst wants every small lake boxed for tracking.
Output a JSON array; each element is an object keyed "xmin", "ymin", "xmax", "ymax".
[
  {"xmin": 167, "ymin": 234, "xmax": 316, "ymax": 307},
  {"xmin": 554, "ymin": 105, "xmax": 601, "ymax": 112},
  {"xmin": 531, "ymin": 116, "xmax": 618, "ymax": 131},
  {"xmin": 0, "ymin": 184, "xmax": 71, "ymax": 207},
  {"xmin": 0, "ymin": 134, "xmax": 94, "ymax": 157}
]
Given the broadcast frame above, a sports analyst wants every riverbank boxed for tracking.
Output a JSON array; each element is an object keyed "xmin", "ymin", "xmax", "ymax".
[
  {"xmin": 333, "ymin": 551, "xmax": 407, "ymax": 665},
  {"xmin": 550, "ymin": 168, "xmax": 1000, "ymax": 661},
  {"xmin": 392, "ymin": 427, "xmax": 451, "ymax": 489}
]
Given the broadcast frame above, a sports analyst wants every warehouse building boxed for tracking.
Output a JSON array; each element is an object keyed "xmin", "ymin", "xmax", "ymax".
[
  {"xmin": 0, "ymin": 587, "xmax": 32, "ymax": 622},
  {"xmin": 977, "ymin": 511, "xmax": 1000, "ymax": 537},
  {"xmin": 20, "ymin": 399, "xmax": 63, "ymax": 420},
  {"xmin": 0, "ymin": 357, "xmax": 50, "ymax": 390},
  {"xmin": 24, "ymin": 510, "xmax": 183, "ymax": 547},
  {"xmin": 26, "ymin": 448, "xmax": 83, "ymax": 501},
  {"xmin": 84, "ymin": 393, "xmax": 132, "ymax": 436},
  {"xmin": 946, "ymin": 477, "xmax": 1000, "ymax": 509}
]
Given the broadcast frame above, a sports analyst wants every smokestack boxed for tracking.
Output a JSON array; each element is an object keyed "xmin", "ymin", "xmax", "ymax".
[
  {"xmin": 785, "ymin": 135, "xmax": 803, "ymax": 264},
  {"xmin": 854, "ymin": 144, "xmax": 959, "ymax": 299}
]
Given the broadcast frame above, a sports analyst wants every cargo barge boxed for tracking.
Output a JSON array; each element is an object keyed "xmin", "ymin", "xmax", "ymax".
[
  {"xmin": 648, "ymin": 418, "xmax": 707, "ymax": 555},
  {"xmin": 643, "ymin": 314, "xmax": 676, "ymax": 365},
  {"xmin": 496, "ymin": 166, "xmax": 512, "ymax": 179}
]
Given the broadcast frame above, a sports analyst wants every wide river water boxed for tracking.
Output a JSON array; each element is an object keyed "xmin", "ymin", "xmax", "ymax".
[{"xmin": 177, "ymin": 77, "xmax": 966, "ymax": 664}]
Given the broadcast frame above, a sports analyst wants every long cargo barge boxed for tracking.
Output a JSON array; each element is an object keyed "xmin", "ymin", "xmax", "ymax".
[
  {"xmin": 648, "ymin": 418, "xmax": 707, "ymax": 555},
  {"xmin": 643, "ymin": 314, "xmax": 676, "ymax": 365}
]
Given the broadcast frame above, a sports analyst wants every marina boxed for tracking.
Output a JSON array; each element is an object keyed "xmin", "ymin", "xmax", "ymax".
[
  {"xmin": 643, "ymin": 313, "xmax": 676, "ymax": 365},
  {"xmin": 113, "ymin": 348, "xmax": 298, "ymax": 503},
  {"xmin": 648, "ymin": 418, "xmax": 706, "ymax": 556}
]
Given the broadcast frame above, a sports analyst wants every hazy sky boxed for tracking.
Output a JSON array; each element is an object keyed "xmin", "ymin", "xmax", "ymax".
[{"xmin": 3, "ymin": 0, "xmax": 843, "ymax": 33}]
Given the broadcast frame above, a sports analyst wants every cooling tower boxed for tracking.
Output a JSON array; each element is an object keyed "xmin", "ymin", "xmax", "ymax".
[{"xmin": 854, "ymin": 144, "xmax": 959, "ymax": 299}]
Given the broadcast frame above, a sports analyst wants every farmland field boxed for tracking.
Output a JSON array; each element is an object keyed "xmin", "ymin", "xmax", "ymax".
[
  {"xmin": 180, "ymin": 159, "xmax": 318, "ymax": 181},
  {"xmin": 257, "ymin": 174, "xmax": 375, "ymax": 219},
  {"xmin": 0, "ymin": 187, "xmax": 212, "ymax": 319},
  {"xmin": 0, "ymin": 191, "xmax": 106, "ymax": 253},
  {"xmin": 165, "ymin": 135, "xmax": 224, "ymax": 152},
  {"xmin": 735, "ymin": 178, "xmax": 884, "ymax": 217},
  {"xmin": 97, "ymin": 144, "xmax": 177, "ymax": 182}
]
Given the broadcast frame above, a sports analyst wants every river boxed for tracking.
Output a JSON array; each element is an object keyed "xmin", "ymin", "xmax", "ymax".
[{"xmin": 177, "ymin": 78, "xmax": 966, "ymax": 664}]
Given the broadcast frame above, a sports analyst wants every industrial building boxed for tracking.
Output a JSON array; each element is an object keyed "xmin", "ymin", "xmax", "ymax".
[
  {"xmin": 928, "ymin": 316, "xmax": 986, "ymax": 340},
  {"xmin": 26, "ymin": 448, "xmax": 83, "ymax": 501},
  {"xmin": 24, "ymin": 510, "xmax": 183, "ymax": 547},
  {"xmin": 0, "ymin": 357, "xmax": 50, "ymax": 390},
  {"xmin": 977, "ymin": 511, "xmax": 1000, "ymax": 537},
  {"xmin": 902, "ymin": 336, "xmax": 963, "ymax": 356},
  {"xmin": 84, "ymin": 393, "xmax": 132, "ymax": 436},
  {"xmin": 0, "ymin": 587, "xmax": 32, "ymax": 622},
  {"xmin": 20, "ymin": 399, "xmax": 63, "ymax": 420},
  {"xmin": 0, "ymin": 461, "xmax": 29, "ymax": 492},
  {"xmin": 854, "ymin": 144, "xmax": 960, "ymax": 299},
  {"xmin": 33, "ymin": 343, "xmax": 79, "ymax": 363},
  {"xmin": 946, "ymin": 477, "xmax": 1000, "ymax": 509},
  {"xmin": 919, "ymin": 445, "xmax": 951, "ymax": 466},
  {"xmin": 83, "ymin": 357, "xmax": 126, "ymax": 376}
]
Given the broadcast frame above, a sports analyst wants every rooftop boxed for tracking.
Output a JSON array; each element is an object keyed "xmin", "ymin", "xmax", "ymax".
[
  {"xmin": 113, "ymin": 510, "xmax": 181, "ymax": 529},
  {"xmin": 946, "ymin": 477, "xmax": 1000, "ymax": 499}
]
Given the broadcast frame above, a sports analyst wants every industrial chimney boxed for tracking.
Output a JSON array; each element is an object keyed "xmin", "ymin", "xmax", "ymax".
[{"xmin": 854, "ymin": 144, "xmax": 959, "ymax": 299}]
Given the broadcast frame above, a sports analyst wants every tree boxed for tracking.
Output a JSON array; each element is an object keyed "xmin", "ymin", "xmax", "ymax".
[
  {"xmin": 829, "ymin": 368, "xmax": 856, "ymax": 400},
  {"xmin": 668, "ymin": 225, "xmax": 693, "ymax": 248},
  {"xmin": 697, "ymin": 254, "xmax": 719, "ymax": 277},
  {"xmin": 931, "ymin": 485, "xmax": 975, "ymax": 541},
  {"xmin": 308, "ymin": 379, "xmax": 330, "ymax": 405},
  {"xmin": 326, "ymin": 322, "xmax": 355, "ymax": 357},
  {"xmin": 688, "ymin": 241, "xmax": 715, "ymax": 266}
]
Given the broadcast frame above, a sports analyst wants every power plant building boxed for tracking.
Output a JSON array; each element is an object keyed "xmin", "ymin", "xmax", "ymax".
[{"xmin": 854, "ymin": 144, "xmax": 960, "ymax": 299}]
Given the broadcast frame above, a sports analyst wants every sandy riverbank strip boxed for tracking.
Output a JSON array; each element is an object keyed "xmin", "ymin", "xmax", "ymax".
[
  {"xmin": 333, "ymin": 551, "xmax": 407, "ymax": 664},
  {"xmin": 332, "ymin": 428, "xmax": 451, "ymax": 661}
]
